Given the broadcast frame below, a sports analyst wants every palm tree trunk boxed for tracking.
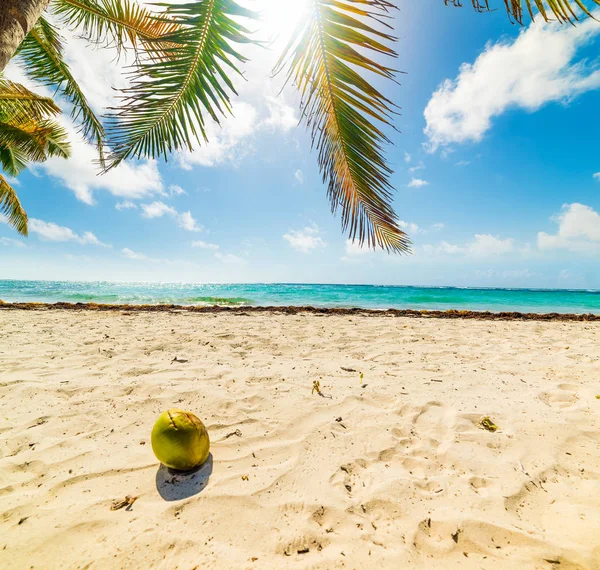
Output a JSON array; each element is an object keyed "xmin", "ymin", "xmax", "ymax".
[{"xmin": 0, "ymin": 0, "xmax": 50, "ymax": 73}]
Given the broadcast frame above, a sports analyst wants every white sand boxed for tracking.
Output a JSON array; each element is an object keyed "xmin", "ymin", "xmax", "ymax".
[{"xmin": 1, "ymin": 309, "xmax": 599, "ymax": 569}]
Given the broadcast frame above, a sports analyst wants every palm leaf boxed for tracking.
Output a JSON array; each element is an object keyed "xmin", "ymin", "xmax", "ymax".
[
  {"xmin": 15, "ymin": 17, "xmax": 105, "ymax": 162},
  {"xmin": 0, "ymin": 118, "xmax": 71, "ymax": 164},
  {"xmin": 0, "ymin": 121, "xmax": 54, "ymax": 164},
  {"xmin": 275, "ymin": 0, "xmax": 409, "ymax": 253},
  {"xmin": 445, "ymin": 0, "xmax": 600, "ymax": 24},
  {"xmin": 0, "ymin": 79, "xmax": 70, "ymax": 173},
  {"xmin": 44, "ymin": 120, "xmax": 71, "ymax": 159},
  {"xmin": 105, "ymin": 0, "xmax": 256, "ymax": 168},
  {"xmin": 51, "ymin": 0, "xmax": 181, "ymax": 56},
  {"xmin": 0, "ymin": 79, "xmax": 61, "ymax": 123},
  {"xmin": 0, "ymin": 146, "xmax": 29, "ymax": 176},
  {"xmin": 0, "ymin": 174, "xmax": 28, "ymax": 236}
]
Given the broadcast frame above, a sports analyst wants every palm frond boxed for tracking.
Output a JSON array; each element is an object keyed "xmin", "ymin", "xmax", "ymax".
[
  {"xmin": 0, "ymin": 146, "xmax": 29, "ymax": 176},
  {"xmin": 0, "ymin": 121, "xmax": 53, "ymax": 164},
  {"xmin": 0, "ymin": 174, "xmax": 28, "ymax": 236},
  {"xmin": 0, "ymin": 118, "xmax": 71, "ymax": 168},
  {"xmin": 0, "ymin": 79, "xmax": 61, "ymax": 123},
  {"xmin": 15, "ymin": 17, "xmax": 105, "ymax": 162},
  {"xmin": 105, "ymin": 0, "xmax": 256, "ymax": 168},
  {"xmin": 44, "ymin": 120, "xmax": 71, "ymax": 159},
  {"xmin": 275, "ymin": 0, "xmax": 409, "ymax": 253},
  {"xmin": 444, "ymin": 0, "xmax": 600, "ymax": 24},
  {"xmin": 51, "ymin": 0, "xmax": 181, "ymax": 55}
]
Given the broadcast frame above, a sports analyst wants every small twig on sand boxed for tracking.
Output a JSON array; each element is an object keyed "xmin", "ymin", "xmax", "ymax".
[
  {"xmin": 518, "ymin": 460, "xmax": 530, "ymax": 477},
  {"xmin": 111, "ymin": 495, "xmax": 139, "ymax": 511},
  {"xmin": 224, "ymin": 429, "xmax": 242, "ymax": 439}
]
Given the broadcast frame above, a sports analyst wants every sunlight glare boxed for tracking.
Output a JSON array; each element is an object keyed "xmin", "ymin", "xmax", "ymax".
[{"xmin": 252, "ymin": 0, "xmax": 311, "ymax": 44}]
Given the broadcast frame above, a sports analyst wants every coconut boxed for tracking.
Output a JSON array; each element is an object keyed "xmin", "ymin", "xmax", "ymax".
[{"xmin": 151, "ymin": 409, "xmax": 210, "ymax": 471}]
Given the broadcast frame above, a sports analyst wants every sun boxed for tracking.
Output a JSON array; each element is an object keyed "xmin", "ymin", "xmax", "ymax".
[{"xmin": 252, "ymin": 0, "xmax": 311, "ymax": 44}]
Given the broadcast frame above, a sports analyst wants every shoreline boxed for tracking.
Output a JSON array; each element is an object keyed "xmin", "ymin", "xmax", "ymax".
[{"xmin": 1, "ymin": 300, "xmax": 598, "ymax": 321}]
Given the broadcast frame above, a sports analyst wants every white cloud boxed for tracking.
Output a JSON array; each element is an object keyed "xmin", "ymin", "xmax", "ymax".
[
  {"xmin": 424, "ymin": 16, "xmax": 600, "ymax": 151},
  {"xmin": 408, "ymin": 161, "xmax": 425, "ymax": 173},
  {"xmin": 176, "ymin": 102, "xmax": 259, "ymax": 169},
  {"xmin": 141, "ymin": 201, "xmax": 177, "ymax": 219},
  {"xmin": 0, "ymin": 237, "xmax": 26, "ymax": 247},
  {"xmin": 469, "ymin": 234, "xmax": 515, "ymax": 256},
  {"xmin": 440, "ymin": 241, "xmax": 466, "ymax": 255},
  {"xmin": 115, "ymin": 201, "xmax": 138, "ymax": 211},
  {"xmin": 175, "ymin": 94, "xmax": 299, "ymax": 171},
  {"xmin": 58, "ymin": 28, "xmax": 130, "ymax": 113},
  {"xmin": 79, "ymin": 231, "xmax": 108, "ymax": 247},
  {"xmin": 408, "ymin": 178, "xmax": 429, "ymax": 188},
  {"xmin": 431, "ymin": 223, "xmax": 445, "ymax": 231},
  {"xmin": 3, "ymin": 175, "xmax": 20, "ymax": 186},
  {"xmin": 168, "ymin": 184, "xmax": 186, "ymax": 196},
  {"xmin": 344, "ymin": 239, "xmax": 374, "ymax": 257},
  {"xmin": 263, "ymin": 96, "xmax": 298, "ymax": 132},
  {"xmin": 537, "ymin": 203, "xmax": 600, "ymax": 254},
  {"xmin": 593, "ymin": 172, "xmax": 600, "ymax": 181},
  {"xmin": 6, "ymin": 25, "xmax": 128, "ymax": 113},
  {"xmin": 122, "ymin": 248, "xmax": 148, "ymax": 260},
  {"xmin": 398, "ymin": 220, "xmax": 421, "ymax": 235},
  {"xmin": 423, "ymin": 234, "xmax": 514, "ymax": 257},
  {"xmin": 294, "ymin": 169, "xmax": 304, "ymax": 184},
  {"xmin": 456, "ymin": 160, "xmax": 471, "ymax": 167},
  {"xmin": 140, "ymin": 201, "xmax": 204, "ymax": 232},
  {"xmin": 40, "ymin": 125, "xmax": 164, "ymax": 205},
  {"xmin": 192, "ymin": 240, "xmax": 219, "ymax": 250},
  {"xmin": 404, "ymin": 152, "xmax": 412, "ymax": 163},
  {"xmin": 178, "ymin": 211, "xmax": 204, "ymax": 233},
  {"xmin": 214, "ymin": 252, "xmax": 245, "ymax": 264},
  {"xmin": 283, "ymin": 224, "xmax": 326, "ymax": 253},
  {"xmin": 423, "ymin": 241, "xmax": 465, "ymax": 256},
  {"xmin": 29, "ymin": 219, "xmax": 109, "ymax": 246}
]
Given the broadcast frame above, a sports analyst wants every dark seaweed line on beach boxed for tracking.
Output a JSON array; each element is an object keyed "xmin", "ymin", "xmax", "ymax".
[{"xmin": 0, "ymin": 301, "xmax": 598, "ymax": 321}]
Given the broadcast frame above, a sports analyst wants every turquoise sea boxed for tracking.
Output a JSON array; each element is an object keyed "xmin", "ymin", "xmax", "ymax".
[{"xmin": 0, "ymin": 280, "xmax": 599, "ymax": 314}]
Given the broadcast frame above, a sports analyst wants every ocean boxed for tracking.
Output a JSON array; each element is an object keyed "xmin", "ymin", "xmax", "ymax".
[{"xmin": 0, "ymin": 280, "xmax": 598, "ymax": 314}]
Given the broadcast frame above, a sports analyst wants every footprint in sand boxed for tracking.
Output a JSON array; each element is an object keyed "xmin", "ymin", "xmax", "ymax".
[
  {"xmin": 539, "ymin": 383, "xmax": 580, "ymax": 410},
  {"xmin": 396, "ymin": 401, "xmax": 457, "ymax": 453},
  {"xmin": 330, "ymin": 402, "xmax": 459, "ymax": 498},
  {"xmin": 412, "ymin": 519, "xmax": 461, "ymax": 555},
  {"xmin": 468, "ymin": 475, "xmax": 492, "ymax": 496},
  {"xmin": 276, "ymin": 534, "xmax": 327, "ymax": 557},
  {"xmin": 329, "ymin": 458, "xmax": 372, "ymax": 497}
]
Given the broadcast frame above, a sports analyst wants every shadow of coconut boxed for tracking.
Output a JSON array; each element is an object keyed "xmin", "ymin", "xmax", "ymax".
[{"xmin": 155, "ymin": 454, "xmax": 213, "ymax": 501}]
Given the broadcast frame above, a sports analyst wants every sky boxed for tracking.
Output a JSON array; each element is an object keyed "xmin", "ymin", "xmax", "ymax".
[{"xmin": 1, "ymin": 0, "xmax": 599, "ymax": 289}]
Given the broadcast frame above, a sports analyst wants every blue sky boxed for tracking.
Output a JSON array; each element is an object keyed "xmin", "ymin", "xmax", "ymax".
[{"xmin": 1, "ymin": 0, "xmax": 599, "ymax": 288}]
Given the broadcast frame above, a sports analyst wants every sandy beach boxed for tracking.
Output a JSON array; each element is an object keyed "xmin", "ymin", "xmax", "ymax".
[{"xmin": 1, "ymin": 308, "xmax": 599, "ymax": 569}]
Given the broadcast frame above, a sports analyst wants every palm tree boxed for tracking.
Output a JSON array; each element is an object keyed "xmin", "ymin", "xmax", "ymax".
[
  {"xmin": 0, "ymin": 0, "xmax": 598, "ymax": 247},
  {"xmin": 0, "ymin": 78, "xmax": 70, "ymax": 235}
]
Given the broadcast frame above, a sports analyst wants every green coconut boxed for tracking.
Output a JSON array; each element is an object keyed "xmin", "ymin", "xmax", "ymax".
[{"xmin": 151, "ymin": 409, "xmax": 210, "ymax": 471}]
